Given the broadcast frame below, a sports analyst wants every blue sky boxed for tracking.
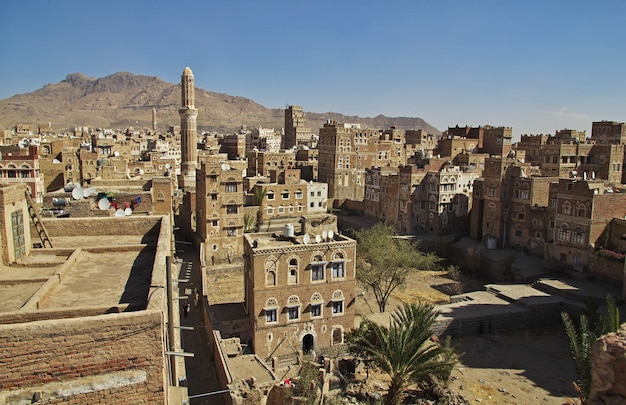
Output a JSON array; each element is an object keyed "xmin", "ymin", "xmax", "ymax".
[{"xmin": 1, "ymin": 1, "xmax": 625, "ymax": 138}]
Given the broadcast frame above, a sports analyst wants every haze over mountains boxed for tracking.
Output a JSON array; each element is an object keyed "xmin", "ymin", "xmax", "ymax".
[{"xmin": 0, "ymin": 71, "xmax": 441, "ymax": 135}]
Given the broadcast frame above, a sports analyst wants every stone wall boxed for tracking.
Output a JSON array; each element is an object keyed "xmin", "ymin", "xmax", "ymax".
[
  {"xmin": 589, "ymin": 323, "xmax": 626, "ymax": 405},
  {"xmin": 0, "ymin": 310, "xmax": 166, "ymax": 404},
  {"xmin": 42, "ymin": 216, "xmax": 162, "ymax": 237}
]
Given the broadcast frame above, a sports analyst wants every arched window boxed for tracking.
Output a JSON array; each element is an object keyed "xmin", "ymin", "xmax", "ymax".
[
  {"xmin": 331, "ymin": 290, "xmax": 345, "ymax": 315},
  {"xmin": 558, "ymin": 224, "xmax": 570, "ymax": 241},
  {"xmin": 287, "ymin": 295, "xmax": 301, "ymax": 321},
  {"xmin": 573, "ymin": 227, "xmax": 584, "ymax": 244},
  {"xmin": 576, "ymin": 204, "xmax": 586, "ymax": 218},
  {"xmin": 310, "ymin": 292, "xmax": 324, "ymax": 318},
  {"xmin": 288, "ymin": 257, "xmax": 299, "ymax": 284},
  {"xmin": 264, "ymin": 297, "xmax": 278, "ymax": 323},
  {"xmin": 562, "ymin": 202, "xmax": 571, "ymax": 215},
  {"xmin": 265, "ymin": 258, "xmax": 277, "ymax": 286}
]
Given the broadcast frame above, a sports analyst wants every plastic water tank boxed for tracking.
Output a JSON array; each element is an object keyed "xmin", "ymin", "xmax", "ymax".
[{"xmin": 283, "ymin": 223, "xmax": 295, "ymax": 238}]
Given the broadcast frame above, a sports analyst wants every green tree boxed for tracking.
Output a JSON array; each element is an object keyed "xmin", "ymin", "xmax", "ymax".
[
  {"xmin": 243, "ymin": 213, "xmax": 255, "ymax": 233},
  {"xmin": 253, "ymin": 187, "xmax": 268, "ymax": 232},
  {"xmin": 354, "ymin": 222, "xmax": 441, "ymax": 312},
  {"xmin": 561, "ymin": 295, "xmax": 620, "ymax": 404},
  {"xmin": 347, "ymin": 302, "xmax": 458, "ymax": 405}
]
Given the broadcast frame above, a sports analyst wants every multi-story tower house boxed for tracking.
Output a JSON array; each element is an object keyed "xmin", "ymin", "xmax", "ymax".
[
  {"xmin": 469, "ymin": 157, "xmax": 522, "ymax": 247},
  {"xmin": 540, "ymin": 129, "xmax": 589, "ymax": 178},
  {"xmin": 247, "ymin": 150, "xmax": 296, "ymax": 177},
  {"xmin": 0, "ymin": 145, "xmax": 45, "ymax": 203},
  {"xmin": 319, "ymin": 121, "xmax": 406, "ymax": 204},
  {"xmin": 220, "ymin": 134, "xmax": 247, "ymax": 160},
  {"xmin": 283, "ymin": 105, "xmax": 312, "ymax": 149},
  {"xmin": 178, "ymin": 67, "xmax": 198, "ymax": 192},
  {"xmin": 516, "ymin": 134, "xmax": 550, "ymax": 166},
  {"xmin": 250, "ymin": 168, "xmax": 328, "ymax": 223},
  {"xmin": 591, "ymin": 121, "xmax": 626, "ymax": 145},
  {"xmin": 295, "ymin": 148, "xmax": 319, "ymax": 181},
  {"xmin": 196, "ymin": 156, "xmax": 244, "ymax": 264},
  {"xmin": 413, "ymin": 165, "xmax": 479, "ymax": 234},
  {"xmin": 547, "ymin": 178, "xmax": 626, "ymax": 271},
  {"xmin": 243, "ymin": 215, "xmax": 356, "ymax": 361},
  {"xmin": 363, "ymin": 166, "xmax": 398, "ymax": 224},
  {"xmin": 405, "ymin": 129, "xmax": 438, "ymax": 158},
  {"xmin": 506, "ymin": 172, "xmax": 556, "ymax": 255},
  {"xmin": 248, "ymin": 127, "xmax": 280, "ymax": 152},
  {"xmin": 482, "ymin": 125, "xmax": 513, "ymax": 157}
]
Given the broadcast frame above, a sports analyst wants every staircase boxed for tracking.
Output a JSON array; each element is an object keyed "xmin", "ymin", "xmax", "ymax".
[{"xmin": 25, "ymin": 191, "xmax": 53, "ymax": 248}]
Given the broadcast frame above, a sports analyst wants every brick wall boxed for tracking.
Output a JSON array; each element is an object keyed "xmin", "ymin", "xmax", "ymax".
[
  {"xmin": 42, "ymin": 216, "xmax": 162, "ymax": 237},
  {"xmin": 0, "ymin": 311, "xmax": 166, "ymax": 404}
]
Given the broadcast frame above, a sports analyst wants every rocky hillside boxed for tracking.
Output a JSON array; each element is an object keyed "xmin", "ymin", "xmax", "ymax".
[{"xmin": 0, "ymin": 72, "xmax": 440, "ymax": 135}]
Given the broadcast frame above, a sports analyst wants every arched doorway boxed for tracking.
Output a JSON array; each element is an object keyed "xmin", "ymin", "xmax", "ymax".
[{"xmin": 302, "ymin": 334, "xmax": 314, "ymax": 354}]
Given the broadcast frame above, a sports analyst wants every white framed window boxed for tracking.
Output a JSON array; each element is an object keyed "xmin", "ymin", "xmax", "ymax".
[
  {"xmin": 311, "ymin": 304, "xmax": 322, "ymax": 318},
  {"xmin": 266, "ymin": 309, "xmax": 277, "ymax": 323},
  {"xmin": 332, "ymin": 301, "xmax": 343, "ymax": 314}
]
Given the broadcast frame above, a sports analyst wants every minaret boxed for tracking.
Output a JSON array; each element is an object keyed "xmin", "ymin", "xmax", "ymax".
[
  {"xmin": 179, "ymin": 66, "xmax": 198, "ymax": 190},
  {"xmin": 151, "ymin": 107, "xmax": 157, "ymax": 132}
]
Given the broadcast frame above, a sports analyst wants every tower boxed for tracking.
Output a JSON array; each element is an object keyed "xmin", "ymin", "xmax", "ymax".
[
  {"xmin": 151, "ymin": 107, "xmax": 157, "ymax": 132},
  {"xmin": 178, "ymin": 67, "xmax": 198, "ymax": 191},
  {"xmin": 283, "ymin": 105, "xmax": 312, "ymax": 149}
]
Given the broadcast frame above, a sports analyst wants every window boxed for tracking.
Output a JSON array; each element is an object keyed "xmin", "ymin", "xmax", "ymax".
[
  {"xmin": 267, "ymin": 191, "xmax": 275, "ymax": 200},
  {"xmin": 295, "ymin": 190, "xmax": 303, "ymax": 199},
  {"xmin": 573, "ymin": 228, "xmax": 584, "ymax": 244},
  {"xmin": 311, "ymin": 304, "xmax": 322, "ymax": 317},
  {"xmin": 227, "ymin": 227, "xmax": 236, "ymax": 237},
  {"xmin": 266, "ymin": 309, "xmax": 277, "ymax": 323},
  {"xmin": 558, "ymin": 225, "xmax": 570, "ymax": 241},
  {"xmin": 311, "ymin": 264, "xmax": 324, "ymax": 281},
  {"xmin": 211, "ymin": 193, "xmax": 218, "ymax": 201},
  {"xmin": 576, "ymin": 205, "xmax": 586, "ymax": 217},
  {"xmin": 225, "ymin": 183, "xmax": 237, "ymax": 193},
  {"xmin": 514, "ymin": 228, "xmax": 523, "ymax": 237},
  {"xmin": 288, "ymin": 306, "xmax": 299, "ymax": 320},
  {"xmin": 282, "ymin": 190, "xmax": 289, "ymax": 199},
  {"xmin": 332, "ymin": 262, "xmax": 345, "ymax": 278},
  {"xmin": 488, "ymin": 187, "xmax": 495, "ymax": 197},
  {"xmin": 226, "ymin": 205, "xmax": 238, "ymax": 214},
  {"xmin": 332, "ymin": 328, "xmax": 343, "ymax": 345},
  {"xmin": 332, "ymin": 301, "xmax": 344, "ymax": 314},
  {"xmin": 288, "ymin": 258, "xmax": 298, "ymax": 284},
  {"xmin": 562, "ymin": 202, "xmax": 571, "ymax": 215},
  {"xmin": 518, "ymin": 213, "xmax": 525, "ymax": 221}
]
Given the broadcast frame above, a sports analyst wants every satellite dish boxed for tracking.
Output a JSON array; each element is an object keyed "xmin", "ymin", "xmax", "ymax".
[
  {"xmin": 328, "ymin": 230, "xmax": 334, "ymax": 240},
  {"xmin": 83, "ymin": 188, "xmax": 91, "ymax": 197},
  {"xmin": 115, "ymin": 209, "xmax": 125, "ymax": 217},
  {"xmin": 52, "ymin": 159, "xmax": 61, "ymax": 163},
  {"xmin": 124, "ymin": 207, "xmax": 132, "ymax": 216},
  {"xmin": 221, "ymin": 163, "xmax": 230, "ymax": 171},
  {"xmin": 315, "ymin": 234, "xmax": 322, "ymax": 243},
  {"xmin": 113, "ymin": 151, "xmax": 120, "ymax": 157},
  {"xmin": 139, "ymin": 169, "xmax": 144, "ymax": 175},
  {"xmin": 303, "ymin": 234, "xmax": 310, "ymax": 244},
  {"xmin": 165, "ymin": 163, "xmax": 171, "ymax": 169},
  {"xmin": 98, "ymin": 198, "xmax": 110, "ymax": 210},
  {"xmin": 322, "ymin": 230, "xmax": 328, "ymax": 240},
  {"xmin": 64, "ymin": 182, "xmax": 74, "ymax": 192},
  {"xmin": 71, "ymin": 186, "xmax": 84, "ymax": 200}
]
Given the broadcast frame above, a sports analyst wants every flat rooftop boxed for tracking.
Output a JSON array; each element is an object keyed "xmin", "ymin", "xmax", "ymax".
[{"xmin": 0, "ymin": 216, "xmax": 168, "ymax": 319}]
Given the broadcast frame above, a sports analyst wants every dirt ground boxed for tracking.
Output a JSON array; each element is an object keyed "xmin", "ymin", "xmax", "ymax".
[{"xmin": 355, "ymin": 270, "xmax": 579, "ymax": 405}]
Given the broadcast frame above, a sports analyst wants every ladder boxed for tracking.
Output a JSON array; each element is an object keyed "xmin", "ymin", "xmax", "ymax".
[{"xmin": 25, "ymin": 191, "xmax": 53, "ymax": 248}]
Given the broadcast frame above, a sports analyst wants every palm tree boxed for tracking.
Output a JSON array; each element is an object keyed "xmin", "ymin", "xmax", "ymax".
[
  {"xmin": 561, "ymin": 294, "xmax": 620, "ymax": 404},
  {"xmin": 253, "ymin": 187, "xmax": 268, "ymax": 232},
  {"xmin": 347, "ymin": 302, "xmax": 458, "ymax": 405}
]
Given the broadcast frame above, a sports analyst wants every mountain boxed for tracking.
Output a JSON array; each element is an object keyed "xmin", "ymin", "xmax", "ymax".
[{"xmin": 0, "ymin": 72, "xmax": 441, "ymax": 135}]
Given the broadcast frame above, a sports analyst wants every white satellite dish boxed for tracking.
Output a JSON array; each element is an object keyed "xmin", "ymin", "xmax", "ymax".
[
  {"xmin": 52, "ymin": 159, "xmax": 61, "ymax": 163},
  {"xmin": 115, "ymin": 209, "xmax": 126, "ymax": 217},
  {"xmin": 165, "ymin": 163, "xmax": 171, "ymax": 169},
  {"xmin": 124, "ymin": 207, "xmax": 132, "ymax": 216},
  {"xmin": 71, "ymin": 186, "xmax": 84, "ymax": 200},
  {"xmin": 328, "ymin": 230, "xmax": 334, "ymax": 240},
  {"xmin": 322, "ymin": 230, "xmax": 328, "ymax": 240},
  {"xmin": 303, "ymin": 234, "xmax": 310, "ymax": 244},
  {"xmin": 139, "ymin": 169, "xmax": 144, "ymax": 175},
  {"xmin": 82, "ymin": 188, "xmax": 91, "ymax": 197},
  {"xmin": 113, "ymin": 150, "xmax": 120, "ymax": 157},
  {"xmin": 98, "ymin": 198, "xmax": 110, "ymax": 210},
  {"xmin": 221, "ymin": 163, "xmax": 229, "ymax": 171},
  {"xmin": 315, "ymin": 234, "xmax": 322, "ymax": 243}
]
